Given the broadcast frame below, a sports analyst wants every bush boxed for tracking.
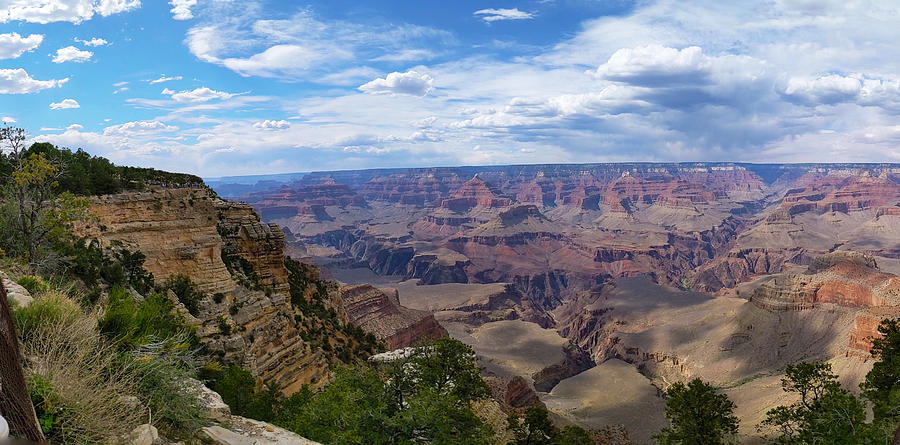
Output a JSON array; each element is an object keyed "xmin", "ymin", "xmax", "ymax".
[
  {"xmin": 17, "ymin": 275, "xmax": 49, "ymax": 295},
  {"xmin": 202, "ymin": 365, "xmax": 279, "ymax": 422},
  {"xmin": 127, "ymin": 342, "xmax": 205, "ymax": 438},
  {"xmin": 12, "ymin": 291, "xmax": 82, "ymax": 343},
  {"xmin": 159, "ymin": 274, "xmax": 204, "ymax": 316},
  {"xmin": 18, "ymin": 293, "xmax": 144, "ymax": 444},
  {"xmin": 99, "ymin": 286, "xmax": 196, "ymax": 349}
]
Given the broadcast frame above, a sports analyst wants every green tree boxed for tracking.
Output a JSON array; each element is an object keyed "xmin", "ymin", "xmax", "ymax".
[
  {"xmin": 274, "ymin": 338, "xmax": 494, "ymax": 444},
  {"xmin": 654, "ymin": 378, "xmax": 738, "ymax": 445},
  {"xmin": 509, "ymin": 406, "xmax": 556, "ymax": 445},
  {"xmin": 0, "ymin": 128, "xmax": 89, "ymax": 264},
  {"xmin": 762, "ymin": 362, "xmax": 876, "ymax": 444},
  {"xmin": 554, "ymin": 425, "xmax": 593, "ymax": 445},
  {"xmin": 863, "ymin": 319, "xmax": 900, "ymax": 421}
]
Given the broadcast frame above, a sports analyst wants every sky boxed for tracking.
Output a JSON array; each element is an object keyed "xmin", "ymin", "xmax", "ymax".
[{"xmin": 2, "ymin": 0, "xmax": 900, "ymax": 177}]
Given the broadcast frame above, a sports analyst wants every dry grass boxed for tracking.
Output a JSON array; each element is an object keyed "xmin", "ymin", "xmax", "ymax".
[{"xmin": 17, "ymin": 292, "xmax": 144, "ymax": 444}]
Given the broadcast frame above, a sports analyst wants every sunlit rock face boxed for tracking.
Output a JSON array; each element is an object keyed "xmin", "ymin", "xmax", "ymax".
[{"xmin": 74, "ymin": 187, "xmax": 330, "ymax": 393}]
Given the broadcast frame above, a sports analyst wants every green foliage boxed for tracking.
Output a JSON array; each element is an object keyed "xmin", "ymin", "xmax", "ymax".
[
  {"xmin": 554, "ymin": 425, "xmax": 594, "ymax": 445},
  {"xmin": 274, "ymin": 338, "xmax": 494, "ymax": 445},
  {"xmin": 52, "ymin": 238, "xmax": 156, "ymax": 298},
  {"xmin": 762, "ymin": 362, "xmax": 880, "ymax": 444},
  {"xmin": 201, "ymin": 365, "xmax": 280, "ymax": 422},
  {"xmin": 24, "ymin": 142, "xmax": 203, "ymax": 196},
  {"xmin": 98, "ymin": 286, "xmax": 196, "ymax": 349},
  {"xmin": 126, "ymin": 345, "xmax": 205, "ymax": 437},
  {"xmin": 863, "ymin": 319, "xmax": 900, "ymax": 422},
  {"xmin": 17, "ymin": 274, "xmax": 50, "ymax": 295},
  {"xmin": 654, "ymin": 378, "xmax": 739, "ymax": 445},
  {"xmin": 28, "ymin": 374, "xmax": 66, "ymax": 436},
  {"xmin": 507, "ymin": 406, "xmax": 593, "ymax": 445},
  {"xmin": 159, "ymin": 274, "xmax": 204, "ymax": 316},
  {"xmin": 0, "ymin": 149, "xmax": 90, "ymax": 263},
  {"xmin": 11, "ymin": 291, "xmax": 82, "ymax": 342},
  {"xmin": 509, "ymin": 406, "xmax": 556, "ymax": 445},
  {"xmin": 276, "ymin": 366, "xmax": 391, "ymax": 444}
]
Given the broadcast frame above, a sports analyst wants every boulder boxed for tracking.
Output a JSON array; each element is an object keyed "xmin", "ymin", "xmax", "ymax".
[
  {"xmin": 197, "ymin": 416, "xmax": 320, "ymax": 445},
  {"xmin": 1, "ymin": 272, "xmax": 32, "ymax": 307},
  {"xmin": 182, "ymin": 378, "xmax": 231, "ymax": 421},
  {"xmin": 122, "ymin": 424, "xmax": 158, "ymax": 445}
]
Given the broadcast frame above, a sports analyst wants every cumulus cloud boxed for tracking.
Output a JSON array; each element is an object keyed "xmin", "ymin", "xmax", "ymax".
[
  {"xmin": 593, "ymin": 45, "xmax": 712, "ymax": 86},
  {"xmin": 66, "ymin": 123, "xmax": 83, "ymax": 131},
  {"xmin": 253, "ymin": 120, "xmax": 290, "ymax": 130},
  {"xmin": 473, "ymin": 8, "xmax": 533, "ymax": 22},
  {"xmin": 52, "ymin": 46, "xmax": 92, "ymax": 63},
  {"xmin": 103, "ymin": 120, "xmax": 178, "ymax": 136},
  {"xmin": 0, "ymin": 69, "xmax": 67, "ymax": 94},
  {"xmin": 75, "ymin": 37, "xmax": 108, "ymax": 47},
  {"xmin": 162, "ymin": 86, "xmax": 234, "ymax": 103},
  {"xmin": 0, "ymin": 33, "xmax": 43, "ymax": 59},
  {"xmin": 50, "ymin": 99, "xmax": 80, "ymax": 110},
  {"xmin": 0, "ymin": 0, "xmax": 141, "ymax": 24},
  {"xmin": 169, "ymin": 0, "xmax": 196, "ymax": 20},
  {"xmin": 359, "ymin": 71, "xmax": 434, "ymax": 96},
  {"xmin": 2, "ymin": 116, "xmax": 16, "ymax": 123},
  {"xmin": 185, "ymin": 8, "xmax": 451, "ymax": 80},
  {"xmin": 149, "ymin": 74, "xmax": 182, "ymax": 84}
]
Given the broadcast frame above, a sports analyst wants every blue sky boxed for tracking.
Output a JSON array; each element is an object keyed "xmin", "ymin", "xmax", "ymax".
[{"xmin": 2, "ymin": 0, "xmax": 900, "ymax": 176}]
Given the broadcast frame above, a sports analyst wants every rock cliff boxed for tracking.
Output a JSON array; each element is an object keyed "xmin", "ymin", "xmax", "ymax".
[
  {"xmin": 74, "ymin": 187, "xmax": 330, "ymax": 393},
  {"xmin": 337, "ymin": 284, "xmax": 447, "ymax": 349}
]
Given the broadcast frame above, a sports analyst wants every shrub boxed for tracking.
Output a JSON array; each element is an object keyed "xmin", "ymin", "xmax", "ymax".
[
  {"xmin": 159, "ymin": 274, "xmax": 204, "ymax": 316},
  {"xmin": 12, "ymin": 291, "xmax": 82, "ymax": 343},
  {"xmin": 17, "ymin": 275, "xmax": 49, "ymax": 295},
  {"xmin": 127, "ymin": 340, "xmax": 205, "ymax": 438},
  {"xmin": 18, "ymin": 294, "xmax": 144, "ymax": 444},
  {"xmin": 203, "ymin": 365, "xmax": 279, "ymax": 422},
  {"xmin": 99, "ymin": 286, "xmax": 196, "ymax": 349}
]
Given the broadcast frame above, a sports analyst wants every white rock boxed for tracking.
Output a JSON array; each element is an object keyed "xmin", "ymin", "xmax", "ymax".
[
  {"xmin": 1, "ymin": 272, "xmax": 33, "ymax": 307},
  {"xmin": 182, "ymin": 378, "xmax": 231, "ymax": 421},
  {"xmin": 197, "ymin": 417, "xmax": 320, "ymax": 445},
  {"xmin": 123, "ymin": 424, "xmax": 158, "ymax": 445}
]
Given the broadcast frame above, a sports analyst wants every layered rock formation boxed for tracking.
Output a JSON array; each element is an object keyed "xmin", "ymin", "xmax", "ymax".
[
  {"xmin": 337, "ymin": 284, "xmax": 447, "ymax": 349},
  {"xmin": 74, "ymin": 187, "xmax": 327, "ymax": 393}
]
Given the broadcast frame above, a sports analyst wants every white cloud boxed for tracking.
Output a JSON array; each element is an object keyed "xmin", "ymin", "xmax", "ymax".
[
  {"xmin": 112, "ymin": 81, "xmax": 128, "ymax": 87},
  {"xmin": 149, "ymin": 74, "xmax": 182, "ymax": 84},
  {"xmin": 0, "ymin": 0, "xmax": 141, "ymax": 24},
  {"xmin": 66, "ymin": 123, "xmax": 83, "ymax": 131},
  {"xmin": 473, "ymin": 8, "xmax": 534, "ymax": 22},
  {"xmin": 0, "ymin": 69, "xmax": 67, "ymax": 94},
  {"xmin": 52, "ymin": 46, "xmax": 92, "ymax": 63},
  {"xmin": 359, "ymin": 70, "xmax": 434, "ymax": 96},
  {"xmin": 169, "ymin": 0, "xmax": 197, "ymax": 20},
  {"xmin": 371, "ymin": 49, "xmax": 434, "ymax": 62},
  {"xmin": 185, "ymin": 9, "xmax": 452, "ymax": 80},
  {"xmin": 593, "ymin": 45, "xmax": 711, "ymax": 85},
  {"xmin": 253, "ymin": 119, "xmax": 290, "ymax": 130},
  {"xmin": 75, "ymin": 37, "xmax": 108, "ymax": 47},
  {"xmin": 113, "ymin": 86, "xmax": 128, "ymax": 94},
  {"xmin": 162, "ymin": 86, "xmax": 234, "ymax": 103},
  {"xmin": 103, "ymin": 120, "xmax": 178, "ymax": 136},
  {"xmin": 49, "ymin": 99, "xmax": 80, "ymax": 110},
  {"xmin": 0, "ymin": 33, "xmax": 43, "ymax": 59},
  {"xmin": 2, "ymin": 116, "xmax": 16, "ymax": 123}
]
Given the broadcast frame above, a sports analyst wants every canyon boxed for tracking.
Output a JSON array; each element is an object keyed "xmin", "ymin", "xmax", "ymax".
[{"xmin": 210, "ymin": 162, "xmax": 900, "ymax": 443}]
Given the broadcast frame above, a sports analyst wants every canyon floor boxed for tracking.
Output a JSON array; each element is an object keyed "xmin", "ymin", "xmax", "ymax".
[{"xmin": 213, "ymin": 162, "xmax": 900, "ymax": 443}]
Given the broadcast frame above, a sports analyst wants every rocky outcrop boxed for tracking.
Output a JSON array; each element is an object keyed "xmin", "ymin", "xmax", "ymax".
[
  {"xmin": 531, "ymin": 343, "xmax": 595, "ymax": 392},
  {"xmin": 749, "ymin": 252, "xmax": 900, "ymax": 311},
  {"xmin": 73, "ymin": 187, "xmax": 331, "ymax": 394},
  {"xmin": 484, "ymin": 375, "xmax": 545, "ymax": 411},
  {"xmin": 338, "ymin": 284, "xmax": 447, "ymax": 349}
]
